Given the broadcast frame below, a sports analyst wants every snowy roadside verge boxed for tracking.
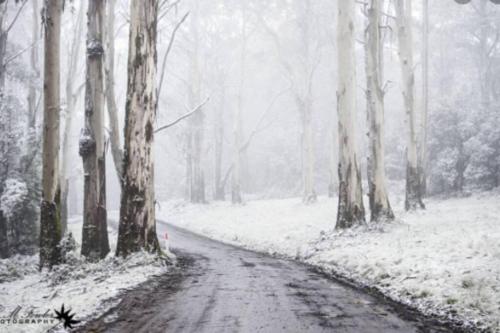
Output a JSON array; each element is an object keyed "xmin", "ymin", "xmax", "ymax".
[
  {"xmin": 158, "ymin": 192, "xmax": 500, "ymax": 333},
  {"xmin": 0, "ymin": 217, "xmax": 168, "ymax": 333}
]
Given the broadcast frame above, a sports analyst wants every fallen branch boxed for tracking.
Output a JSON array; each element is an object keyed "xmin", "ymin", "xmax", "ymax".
[{"xmin": 155, "ymin": 96, "xmax": 209, "ymax": 133}]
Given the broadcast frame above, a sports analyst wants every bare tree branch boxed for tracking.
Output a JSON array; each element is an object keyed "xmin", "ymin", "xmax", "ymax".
[
  {"xmin": 5, "ymin": 0, "xmax": 27, "ymax": 33},
  {"xmin": 155, "ymin": 96, "xmax": 209, "ymax": 133},
  {"xmin": 220, "ymin": 85, "xmax": 290, "ymax": 189},
  {"xmin": 3, "ymin": 38, "xmax": 40, "ymax": 67},
  {"xmin": 158, "ymin": 11, "xmax": 189, "ymax": 96}
]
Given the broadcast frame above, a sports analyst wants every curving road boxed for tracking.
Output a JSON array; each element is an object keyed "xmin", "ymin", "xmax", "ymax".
[{"xmin": 81, "ymin": 221, "xmax": 455, "ymax": 333}]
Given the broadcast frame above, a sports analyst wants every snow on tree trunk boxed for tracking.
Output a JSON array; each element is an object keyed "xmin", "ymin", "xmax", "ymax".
[
  {"xmin": 336, "ymin": 0, "xmax": 366, "ymax": 229},
  {"xmin": 395, "ymin": 0, "xmax": 425, "ymax": 211},
  {"xmin": 116, "ymin": 0, "xmax": 160, "ymax": 257},
  {"xmin": 104, "ymin": 0, "xmax": 123, "ymax": 183},
  {"xmin": 40, "ymin": 0, "xmax": 63, "ymax": 268},
  {"xmin": 79, "ymin": 0, "xmax": 109, "ymax": 260},
  {"xmin": 365, "ymin": 0, "xmax": 394, "ymax": 222},
  {"xmin": 61, "ymin": 0, "xmax": 84, "ymax": 233}
]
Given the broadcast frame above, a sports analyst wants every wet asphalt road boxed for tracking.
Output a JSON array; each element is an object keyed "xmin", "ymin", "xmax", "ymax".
[{"xmin": 82, "ymin": 221, "xmax": 455, "ymax": 333}]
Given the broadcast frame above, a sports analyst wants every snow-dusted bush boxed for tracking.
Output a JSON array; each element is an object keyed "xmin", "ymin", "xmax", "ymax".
[
  {"xmin": 427, "ymin": 94, "xmax": 500, "ymax": 194},
  {"xmin": 0, "ymin": 255, "xmax": 38, "ymax": 283},
  {"xmin": 44, "ymin": 250, "xmax": 165, "ymax": 287},
  {"xmin": 0, "ymin": 178, "xmax": 28, "ymax": 220}
]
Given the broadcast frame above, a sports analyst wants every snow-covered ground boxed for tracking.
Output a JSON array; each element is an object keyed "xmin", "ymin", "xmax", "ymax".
[
  {"xmin": 0, "ymin": 217, "xmax": 168, "ymax": 333},
  {"xmin": 158, "ymin": 191, "xmax": 500, "ymax": 332}
]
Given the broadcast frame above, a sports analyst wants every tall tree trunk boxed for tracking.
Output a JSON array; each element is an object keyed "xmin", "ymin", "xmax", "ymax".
[
  {"xmin": 232, "ymin": 92, "xmax": 243, "ymax": 204},
  {"xmin": 365, "ymin": 0, "xmax": 394, "ymax": 222},
  {"xmin": 214, "ymin": 77, "xmax": 225, "ymax": 201},
  {"xmin": 79, "ymin": 0, "xmax": 109, "ymax": 260},
  {"xmin": 0, "ymin": 1, "xmax": 7, "ymax": 90},
  {"xmin": 299, "ymin": 97, "xmax": 316, "ymax": 203},
  {"xmin": 0, "ymin": 0, "xmax": 8, "ymax": 259},
  {"xmin": 336, "ymin": 0, "xmax": 366, "ymax": 229},
  {"xmin": 328, "ymin": 113, "xmax": 337, "ymax": 198},
  {"xmin": 395, "ymin": 0, "xmax": 425, "ymax": 211},
  {"xmin": 27, "ymin": 0, "xmax": 40, "ymax": 130},
  {"xmin": 296, "ymin": 0, "xmax": 316, "ymax": 204},
  {"xmin": 418, "ymin": 0, "xmax": 429, "ymax": 196},
  {"xmin": 478, "ymin": 0, "xmax": 490, "ymax": 110},
  {"xmin": 232, "ymin": 10, "xmax": 245, "ymax": 205},
  {"xmin": 116, "ymin": 0, "xmax": 160, "ymax": 257},
  {"xmin": 61, "ymin": 0, "xmax": 84, "ymax": 233},
  {"xmin": 104, "ymin": 0, "xmax": 123, "ymax": 182},
  {"xmin": 188, "ymin": 3, "xmax": 205, "ymax": 204},
  {"xmin": 39, "ymin": 0, "xmax": 63, "ymax": 269}
]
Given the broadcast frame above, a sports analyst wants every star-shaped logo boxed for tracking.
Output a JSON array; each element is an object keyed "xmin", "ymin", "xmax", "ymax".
[{"xmin": 54, "ymin": 304, "xmax": 81, "ymax": 329}]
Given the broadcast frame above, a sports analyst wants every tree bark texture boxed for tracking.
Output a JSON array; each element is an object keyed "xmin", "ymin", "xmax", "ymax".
[
  {"xmin": 40, "ymin": 0, "xmax": 63, "ymax": 268},
  {"xmin": 0, "ymin": 1, "xmax": 7, "ymax": 90},
  {"xmin": 0, "ymin": 1, "xmax": 8, "ymax": 259},
  {"xmin": 116, "ymin": 0, "xmax": 160, "ymax": 257},
  {"xmin": 104, "ymin": 0, "xmax": 123, "ymax": 183},
  {"xmin": 61, "ymin": 0, "xmax": 84, "ymax": 233},
  {"xmin": 418, "ymin": 0, "xmax": 429, "ymax": 196},
  {"xmin": 336, "ymin": 0, "xmax": 366, "ymax": 228},
  {"xmin": 365, "ymin": 0, "xmax": 394, "ymax": 222},
  {"xmin": 79, "ymin": 0, "xmax": 109, "ymax": 260},
  {"xmin": 395, "ymin": 0, "xmax": 425, "ymax": 211}
]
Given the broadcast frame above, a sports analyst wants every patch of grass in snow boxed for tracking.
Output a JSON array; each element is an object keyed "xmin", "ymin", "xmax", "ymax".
[
  {"xmin": 43, "ymin": 250, "xmax": 167, "ymax": 286},
  {"xmin": 0, "ymin": 255, "xmax": 38, "ymax": 283},
  {"xmin": 462, "ymin": 278, "xmax": 474, "ymax": 289}
]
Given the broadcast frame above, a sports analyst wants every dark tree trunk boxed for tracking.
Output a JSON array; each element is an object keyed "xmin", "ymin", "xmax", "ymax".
[
  {"xmin": 337, "ymin": 163, "xmax": 366, "ymax": 228},
  {"xmin": 0, "ymin": 211, "xmax": 9, "ymax": 258},
  {"xmin": 60, "ymin": 179, "xmax": 68, "ymax": 234},
  {"xmin": 40, "ymin": 191, "xmax": 62, "ymax": 268},
  {"xmin": 405, "ymin": 163, "xmax": 425, "ymax": 210},
  {"xmin": 98, "ymin": 154, "xmax": 109, "ymax": 255}
]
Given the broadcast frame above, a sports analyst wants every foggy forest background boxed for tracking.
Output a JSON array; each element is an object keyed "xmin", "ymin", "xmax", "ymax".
[{"xmin": 0, "ymin": 0, "xmax": 499, "ymax": 257}]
